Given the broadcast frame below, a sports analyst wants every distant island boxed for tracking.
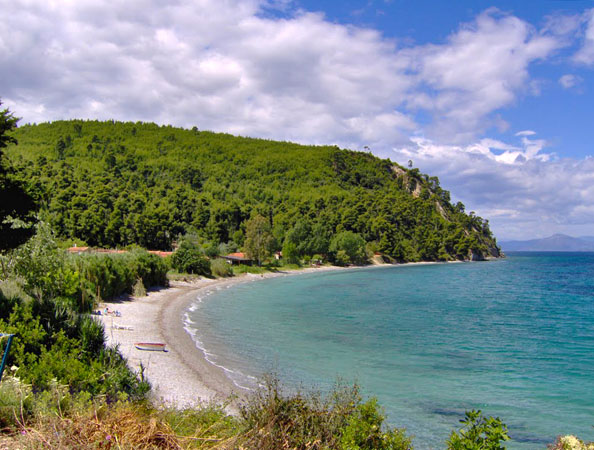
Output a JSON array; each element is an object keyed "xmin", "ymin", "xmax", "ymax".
[{"xmin": 500, "ymin": 234, "xmax": 594, "ymax": 252}]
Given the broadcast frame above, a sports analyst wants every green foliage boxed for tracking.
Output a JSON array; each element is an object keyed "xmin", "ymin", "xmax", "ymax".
[
  {"xmin": 0, "ymin": 100, "xmax": 38, "ymax": 252},
  {"xmin": 0, "ymin": 226, "xmax": 160, "ymax": 408},
  {"xmin": 210, "ymin": 258, "xmax": 234, "ymax": 277},
  {"xmin": 233, "ymin": 264, "xmax": 267, "ymax": 275},
  {"xmin": 160, "ymin": 403, "xmax": 240, "ymax": 445},
  {"xmin": 239, "ymin": 377, "xmax": 412, "ymax": 450},
  {"xmin": 282, "ymin": 239, "xmax": 300, "ymax": 264},
  {"xmin": 132, "ymin": 277, "xmax": 147, "ymax": 296},
  {"xmin": 244, "ymin": 214, "xmax": 275, "ymax": 266},
  {"xmin": 171, "ymin": 241, "xmax": 211, "ymax": 276},
  {"xmin": 340, "ymin": 398, "xmax": 413, "ymax": 450},
  {"xmin": 330, "ymin": 231, "xmax": 367, "ymax": 265},
  {"xmin": 447, "ymin": 409, "xmax": 510, "ymax": 450},
  {"xmin": 5, "ymin": 120, "xmax": 499, "ymax": 262},
  {"xmin": 5, "ymin": 224, "xmax": 167, "ymax": 305},
  {"xmin": 0, "ymin": 374, "xmax": 34, "ymax": 429},
  {"xmin": 0, "ymin": 302, "xmax": 149, "ymax": 400}
]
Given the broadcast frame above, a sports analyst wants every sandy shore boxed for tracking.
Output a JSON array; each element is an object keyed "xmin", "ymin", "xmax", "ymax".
[{"xmin": 97, "ymin": 266, "xmax": 346, "ymax": 410}]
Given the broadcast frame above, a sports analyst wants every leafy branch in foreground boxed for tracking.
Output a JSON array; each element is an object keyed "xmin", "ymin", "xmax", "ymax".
[{"xmin": 447, "ymin": 409, "xmax": 509, "ymax": 450}]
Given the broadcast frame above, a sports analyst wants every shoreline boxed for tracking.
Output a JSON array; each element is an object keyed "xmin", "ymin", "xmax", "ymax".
[
  {"xmin": 97, "ymin": 265, "xmax": 349, "ymax": 410},
  {"xmin": 97, "ymin": 260, "xmax": 481, "ymax": 410}
]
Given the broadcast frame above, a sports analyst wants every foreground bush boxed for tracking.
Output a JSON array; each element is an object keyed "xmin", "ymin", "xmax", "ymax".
[
  {"xmin": 447, "ymin": 409, "xmax": 509, "ymax": 450},
  {"xmin": 3, "ymin": 374, "xmax": 583, "ymax": 450},
  {"xmin": 0, "ymin": 378, "xmax": 412, "ymax": 449},
  {"xmin": 549, "ymin": 435, "xmax": 594, "ymax": 450},
  {"xmin": 238, "ymin": 377, "xmax": 412, "ymax": 450},
  {"xmin": 0, "ymin": 302, "xmax": 149, "ymax": 400}
]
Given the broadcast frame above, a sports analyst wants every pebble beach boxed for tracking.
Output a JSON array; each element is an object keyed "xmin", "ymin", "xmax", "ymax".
[{"xmin": 97, "ymin": 267, "xmax": 345, "ymax": 410}]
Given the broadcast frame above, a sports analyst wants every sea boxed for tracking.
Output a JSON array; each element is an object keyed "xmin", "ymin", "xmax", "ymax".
[{"xmin": 184, "ymin": 252, "xmax": 594, "ymax": 449}]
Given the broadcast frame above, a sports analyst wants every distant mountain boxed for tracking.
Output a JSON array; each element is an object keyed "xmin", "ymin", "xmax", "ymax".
[{"xmin": 501, "ymin": 234, "xmax": 594, "ymax": 252}]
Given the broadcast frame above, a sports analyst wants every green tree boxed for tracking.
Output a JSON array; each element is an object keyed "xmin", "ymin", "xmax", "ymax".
[
  {"xmin": 285, "ymin": 219, "xmax": 313, "ymax": 257},
  {"xmin": 282, "ymin": 239, "xmax": 299, "ymax": 264},
  {"xmin": 171, "ymin": 241, "xmax": 211, "ymax": 276},
  {"xmin": 330, "ymin": 231, "xmax": 367, "ymax": 265},
  {"xmin": 0, "ymin": 101, "xmax": 37, "ymax": 253},
  {"xmin": 244, "ymin": 215, "xmax": 275, "ymax": 266}
]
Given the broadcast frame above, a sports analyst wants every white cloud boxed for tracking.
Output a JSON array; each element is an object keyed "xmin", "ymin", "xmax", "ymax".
[
  {"xmin": 0, "ymin": 2, "xmax": 573, "ymax": 149},
  {"xmin": 515, "ymin": 130, "xmax": 536, "ymax": 137},
  {"xmin": 559, "ymin": 74, "xmax": 582, "ymax": 89},
  {"xmin": 393, "ymin": 137, "xmax": 594, "ymax": 240},
  {"xmin": 403, "ymin": 9, "xmax": 562, "ymax": 143},
  {"xmin": 574, "ymin": 8, "xmax": 594, "ymax": 65},
  {"xmin": 0, "ymin": 0, "xmax": 416, "ymax": 148},
  {"xmin": 1, "ymin": 0, "xmax": 593, "ymax": 240}
]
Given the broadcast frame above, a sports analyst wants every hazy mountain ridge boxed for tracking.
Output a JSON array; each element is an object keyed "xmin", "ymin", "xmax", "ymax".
[{"xmin": 501, "ymin": 234, "xmax": 594, "ymax": 252}]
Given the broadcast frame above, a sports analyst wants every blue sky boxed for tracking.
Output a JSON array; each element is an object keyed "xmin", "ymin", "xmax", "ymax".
[
  {"xmin": 1, "ymin": 0, "xmax": 594, "ymax": 240},
  {"xmin": 290, "ymin": 0, "xmax": 594, "ymax": 158}
]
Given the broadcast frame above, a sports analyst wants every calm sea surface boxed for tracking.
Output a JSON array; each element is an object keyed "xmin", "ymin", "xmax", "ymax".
[{"xmin": 185, "ymin": 253, "xmax": 594, "ymax": 449}]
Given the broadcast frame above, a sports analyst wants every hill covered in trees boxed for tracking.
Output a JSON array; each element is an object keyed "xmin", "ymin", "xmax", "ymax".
[{"xmin": 6, "ymin": 120, "xmax": 500, "ymax": 262}]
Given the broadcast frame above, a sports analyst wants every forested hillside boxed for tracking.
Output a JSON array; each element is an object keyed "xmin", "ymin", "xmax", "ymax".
[{"xmin": 6, "ymin": 120, "xmax": 499, "ymax": 261}]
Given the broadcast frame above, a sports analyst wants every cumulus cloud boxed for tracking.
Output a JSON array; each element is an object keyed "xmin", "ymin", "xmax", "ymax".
[
  {"xmin": 404, "ymin": 9, "xmax": 561, "ymax": 143},
  {"xmin": 393, "ymin": 136, "xmax": 594, "ymax": 240},
  {"xmin": 0, "ymin": 1, "xmax": 574, "ymax": 149},
  {"xmin": 1, "ymin": 0, "xmax": 593, "ymax": 239},
  {"xmin": 0, "ymin": 0, "xmax": 417, "ymax": 148}
]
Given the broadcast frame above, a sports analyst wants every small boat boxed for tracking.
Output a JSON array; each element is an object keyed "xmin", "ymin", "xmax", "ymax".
[{"xmin": 134, "ymin": 342, "xmax": 166, "ymax": 351}]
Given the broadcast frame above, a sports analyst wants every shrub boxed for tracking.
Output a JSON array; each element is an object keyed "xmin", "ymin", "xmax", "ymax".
[
  {"xmin": 549, "ymin": 435, "xmax": 594, "ymax": 450},
  {"xmin": 340, "ymin": 398, "xmax": 413, "ymax": 450},
  {"xmin": 132, "ymin": 277, "xmax": 147, "ymax": 297},
  {"xmin": 447, "ymin": 409, "xmax": 509, "ymax": 450},
  {"xmin": 211, "ymin": 258, "xmax": 234, "ymax": 278},
  {"xmin": 126, "ymin": 250, "xmax": 168, "ymax": 288},
  {"xmin": 335, "ymin": 249, "xmax": 351, "ymax": 266},
  {"xmin": 0, "ymin": 375, "xmax": 34, "ymax": 429},
  {"xmin": 204, "ymin": 242, "xmax": 220, "ymax": 258},
  {"xmin": 0, "ymin": 301, "xmax": 148, "ymax": 401},
  {"xmin": 171, "ymin": 242, "xmax": 211, "ymax": 276},
  {"xmin": 237, "ymin": 377, "xmax": 412, "ymax": 450}
]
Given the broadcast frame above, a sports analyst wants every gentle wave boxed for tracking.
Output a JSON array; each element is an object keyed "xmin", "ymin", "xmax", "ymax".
[
  {"xmin": 183, "ymin": 290, "xmax": 259, "ymax": 391},
  {"xmin": 185, "ymin": 255, "xmax": 594, "ymax": 449}
]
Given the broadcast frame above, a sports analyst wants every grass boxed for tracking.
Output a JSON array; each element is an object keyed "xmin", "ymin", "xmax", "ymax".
[{"xmin": 0, "ymin": 376, "xmax": 413, "ymax": 449}]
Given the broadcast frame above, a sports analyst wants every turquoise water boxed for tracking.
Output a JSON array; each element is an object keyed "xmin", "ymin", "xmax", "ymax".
[{"xmin": 186, "ymin": 253, "xmax": 594, "ymax": 449}]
